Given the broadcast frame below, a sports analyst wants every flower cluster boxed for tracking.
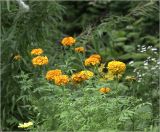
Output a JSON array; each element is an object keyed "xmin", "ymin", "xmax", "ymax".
[
  {"xmin": 18, "ymin": 121, "xmax": 33, "ymax": 129},
  {"xmin": 31, "ymin": 48, "xmax": 43, "ymax": 55},
  {"xmin": 107, "ymin": 60, "xmax": 126, "ymax": 75},
  {"xmin": 99, "ymin": 87, "xmax": 111, "ymax": 94},
  {"xmin": 29, "ymin": 38, "xmax": 127, "ymax": 94},
  {"xmin": 75, "ymin": 47, "xmax": 85, "ymax": 53},
  {"xmin": 71, "ymin": 70, "xmax": 94, "ymax": 83},
  {"xmin": 84, "ymin": 54, "xmax": 101, "ymax": 66},
  {"xmin": 32, "ymin": 56, "xmax": 48, "ymax": 66},
  {"xmin": 61, "ymin": 36, "xmax": 76, "ymax": 46},
  {"xmin": 46, "ymin": 69, "xmax": 69, "ymax": 85},
  {"xmin": 31, "ymin": 48, "xmax": 49, "ymax": 66}
]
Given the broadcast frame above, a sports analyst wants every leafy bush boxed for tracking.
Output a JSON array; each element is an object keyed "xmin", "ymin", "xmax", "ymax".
[{"xmin": 1, "ymin": 0, "xmax": 159, "ymax": 131}]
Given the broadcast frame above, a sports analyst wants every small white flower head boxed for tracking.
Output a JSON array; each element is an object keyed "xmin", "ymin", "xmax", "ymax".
[
  {"xmin": 17, "ymin": 0, "xmax": 29, "ymax": 12},
  {"xmin": 129, "ymin": 61, "xmax": 134, "ymax": 66},
  {"xmin": 144, "ymin": 66, "xmax": 149, "ymax": 69},
  {"xmin": 151, "ymin": 48, "xmax": 157, "ymax": 51}
]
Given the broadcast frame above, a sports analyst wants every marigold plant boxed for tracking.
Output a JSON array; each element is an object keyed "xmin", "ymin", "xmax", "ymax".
[
  {"xmin": 32, "ymin": 56, "xmax": 48, "ymax": 66},
  {"xmin": 54, "ymin": 75, "xmax": 69, "ymax": 85},
  {"xmin": 31, "ymin": 48, "xmax": 43, "ymax": 55},
  {"xmin": 46, "ymin": 69, "xmax": 62, "ymax": 81},
  {"xmin": 107, "ymin": 60, "xmax": 126, "ymax": 75},
  {"xmin": 3, "ymin": 1, "xmax": 159, "ymax": 131},
  {"xmin": 61, "ymin": 36, "xmax": 76, "ymax": 46}
]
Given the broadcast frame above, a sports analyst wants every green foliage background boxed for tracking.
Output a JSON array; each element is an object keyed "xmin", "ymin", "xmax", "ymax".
[{"xmin": 1, "ymin": 0, "xmax": 159, "ymax": 131}]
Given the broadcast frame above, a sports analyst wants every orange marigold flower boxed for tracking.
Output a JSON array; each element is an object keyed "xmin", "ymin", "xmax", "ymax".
[
  {"xmin": 14, "ymin": 54, "xmax": 21, "ymax": 61},
  {"xmin": 61, "ymin": 36, "xmax": 76, "ymax": 46},
  {"xmin": 75, "ymin": 47, "xmax": 85, "ymax": 53},
  {"xmin": 54, "ymin": 75, "xmax": 69, "ymax": 85},
  {"xmin": 71, "ymin": 70, "xmax": 94, "ymax": 83},
  {"xmin": 31, "ymin": 48, "xmax": 43, "ymax": 55},
  {"xmin": 90, "ymin": 54, "xmax": 101, "ymax": 61},
  {"xmin": 107, "ymin": 60, "xmax": 126, "ymax": 75},
  {"xmin": 84, "ymin": 54, "xmax": 101, "ymax": 66},
  {"xmin": 46, "ymin": 69, "xmax": 62, "ymax": 81},
  {"xmin": 32, "ymin": 56, "xmax": 48, "ymax": 66},
  {"xmin": 99, "ymin": 87, "xmax": 111, "ymax": 94},
  {"xmin": 71, "ymin": 73, "xmax": 86, "ymax": 83},
  {"xmin": 84, "ymin": 57, "xmax": 100, "ymax": 66}
]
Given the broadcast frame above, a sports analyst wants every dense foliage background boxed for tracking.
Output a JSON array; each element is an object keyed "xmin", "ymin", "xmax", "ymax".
[{"xmin": 1, "ymin": 0, "xmax": 159, "ymax": 131}]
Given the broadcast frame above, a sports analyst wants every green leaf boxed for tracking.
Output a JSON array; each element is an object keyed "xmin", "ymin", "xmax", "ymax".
[
  {"xmin": 120, "ymin": 53, "xmax": 149, "ymax": 60},
  {"xmin": 114, "ymin": 37, "xmax": 127, "ymax": 42}
]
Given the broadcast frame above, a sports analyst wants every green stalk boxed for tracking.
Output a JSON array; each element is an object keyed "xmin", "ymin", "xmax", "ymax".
[
  {"xmin": 78, "ymin": 53, "xmax": 86, "ymax": 69},
  {"xmin": 61, "ymin": 85, "xmax": 66, "ymax": 98},
  {"xmin": 115, "ymin": 75, "xmax": 119, "ymax": 130}
]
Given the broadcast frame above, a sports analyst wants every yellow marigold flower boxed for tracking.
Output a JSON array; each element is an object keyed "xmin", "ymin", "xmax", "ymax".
[
  {"xmin": 99, "ymin": 63, "xmax": 123, "ymax": 81},
  {"xmin": 84, "ymin": 57, "xmax": 100, "ymax": 66},
  {"xmin": 46, "ymin": 69, "xmax": 62, "ymax": 81},
  {"xmin": 75, "ymin": 47, "xmax": 85, "ymax": 53},
  {"xmin": 99, "ymin": 87, "xmax": 111, "ymax": 94},
  {"xmin": 18, "ymin": 121, "xmax": 33, "ymax": 128},
  {"xmin": 54, "ymin": 75, "xmax": 69, "ymax": 85},
  {"xmin": 107, "ymin": 60, "xmax": 126, "ymax": 75},
  {"xmin": 80, "ymin": 70, "xmax": 94, "ymax": 78},
  {"xmin": 14, "ymin": 55, "xmax": 21, "ymax": 61},
  {"xmin": 90, "ymin": 54, "xmax": 101, "ymax": 61},
  {"xmin": 31, "ymin": 48, "xmax": 43, "ymax": 55},
  {"xmin": 71, "ymin": 70, "xmax": 94, "ymax": 83},
  {"xmin": 125, "ymin": 76, "xmax": 136, "ymax": 81},
  {"xmin": 61, "ymin": 36, "xmax": 76, "ymax": 46},
  {"xmin": 32, "ymin": 56, "xmax": 48, "ymax": 66}
]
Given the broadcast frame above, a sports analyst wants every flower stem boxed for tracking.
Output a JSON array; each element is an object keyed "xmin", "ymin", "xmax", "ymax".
[{"xmin": 115, "ymin": 75, "xmax": 119, "ymax": 130}]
